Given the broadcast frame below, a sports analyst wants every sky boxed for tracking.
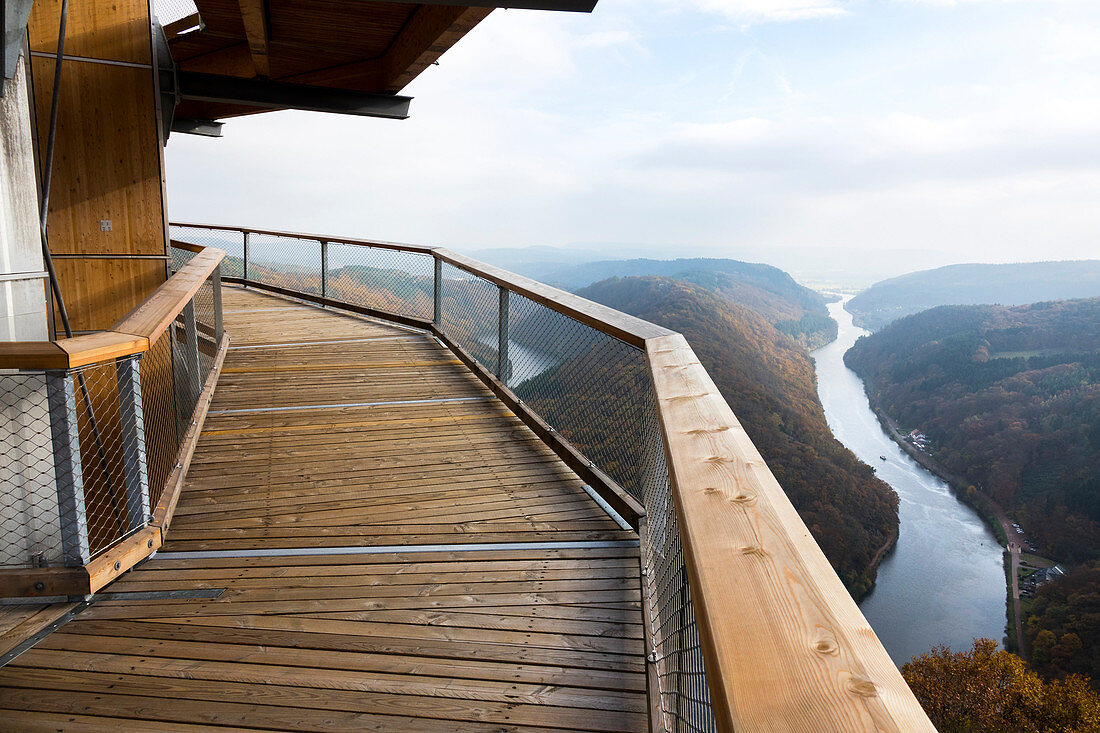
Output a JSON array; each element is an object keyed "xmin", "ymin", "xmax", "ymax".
[{"xmin": 165, "ymin": 0, "xmax": 1100, "ymax": 280}]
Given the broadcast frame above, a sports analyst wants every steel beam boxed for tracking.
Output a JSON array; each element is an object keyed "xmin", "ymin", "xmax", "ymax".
[
  {"xmin": 242, "ymin": 231, "xmax": 250, "ymax": 280},
  {"xmin": 177, "ymin": 71, "xmax": 412, "ymax": 119},
  {"xmin": 171, "ymin": 118, "xmax": 223, "ymax": 137},
  {"xmin": 115, "ymin": 357, "xmax": 150, "ymax": 531},
  {"xmin": 2, "ymin": 0, "xmax": 34, "ymax": 87},
  {"xmin": 497, "ymin": 286, "xmax": 510, "ymax": 383},
  {"xmin": 212, "ymin": 266, "xmax": 223, "ymax": 342},
  {"xmin": 433, "ymin": 258, "xmax": 442, "ymax": 325}
]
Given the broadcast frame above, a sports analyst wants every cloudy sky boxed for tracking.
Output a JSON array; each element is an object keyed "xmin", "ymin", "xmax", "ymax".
[{"xmin": 166, "ymin": 0, "xmax": 1100, "ymax": 278}]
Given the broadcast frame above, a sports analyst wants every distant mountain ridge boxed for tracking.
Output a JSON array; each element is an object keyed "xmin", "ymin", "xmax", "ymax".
[
  {"xmin": 521, "ymin": 257, "xmax": 838, "ymax": 349},
  {"xmin": 578, "ymin": 276, "xmax": 899, "ymax": 598},
  {"xmin": 847, "ymin": 261, "xmax": 1100, "ymax": 331}
]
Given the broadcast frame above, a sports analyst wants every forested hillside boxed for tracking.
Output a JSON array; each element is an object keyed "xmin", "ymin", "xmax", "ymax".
[
  {"xmin": 529, "ymin": 257, "xmax": 838, "ymax": 349},
  {"xmin": 846, "ymin": 261, "xmax": 1100, "ymax": 331},
  {"xmin": 845, "ymin": 297, "xmax": 1100, "ymax": 680},
  {"xmin": 579, "ymin": 276, "xmax": 898, "ymax": 597}
]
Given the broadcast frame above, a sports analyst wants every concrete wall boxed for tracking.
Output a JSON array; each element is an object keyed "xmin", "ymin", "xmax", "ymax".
[
  {"xmin": 0, "ymin": 48, "xmax": 49, "ymax": 342},
  {"xmin": 1, "ymin": 49, "xmax": 62, "ymax": 567}
]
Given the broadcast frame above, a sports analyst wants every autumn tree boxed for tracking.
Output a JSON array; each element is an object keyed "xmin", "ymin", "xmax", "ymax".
[{"xmin": 902, "ymin": 639, "xmax": 1100, "ymax": 732}]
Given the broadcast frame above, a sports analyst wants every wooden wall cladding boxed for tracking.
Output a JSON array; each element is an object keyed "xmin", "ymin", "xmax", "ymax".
[
  {"xmin": 30, "ymin": 61, "xmax": 166, "ymax": 256},
  {"xmin": 28, "ymin": 0, "xmax": 152, "ymax": 64},
  {"xmin": 28, "ymin": 0, "xmax": 169, "ymax": 331},
  {"xmin": 52, "ymin": 259, "xmax": 166, "ymax": 334}
]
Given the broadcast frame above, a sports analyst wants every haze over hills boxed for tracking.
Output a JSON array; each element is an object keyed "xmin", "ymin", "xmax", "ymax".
[
  {"xmin": 488, "ymin": 255, "xmax": 839, "ymax": 349},
  {"xmin": 578, "ymin": 276, "xmax": 899, "ymax": 598},
  {"xmin": 467, "ymin": 243, "xmax": 960, "ymax": 291},
  {"xmin": 845, "ymin": 297, "xmax": 1100, "ymax": 682},
  {"xmin": 846, "ymin": 261, "xmax": 1100, "ymax": 331}
]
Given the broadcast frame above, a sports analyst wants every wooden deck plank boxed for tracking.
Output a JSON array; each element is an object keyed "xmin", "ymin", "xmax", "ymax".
[{"xmin": 0, "ymin": 286, "xmax": 645, "ymax": 732}]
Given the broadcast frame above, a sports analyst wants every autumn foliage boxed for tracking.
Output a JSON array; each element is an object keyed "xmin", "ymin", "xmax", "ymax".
[
  {"xmin": 578, "ymin": 276, "xmax": 899, "ymax": 597},
  {"xmin": 902, "ymin": 639, "xmax": 1100, "ymax": 732}
]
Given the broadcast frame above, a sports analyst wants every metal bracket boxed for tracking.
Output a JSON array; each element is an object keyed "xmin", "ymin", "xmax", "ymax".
[
  {"xmin": 45, "ymin": 371, "xmax": 89, "ymax": 566},
  {"xmin": 115, "ymin": 357, "xmax": 150, "ymax": 531},
  {"xmin": 497, "ymin": 286, "xmax": 510, "ymax": 383},
  {"xmin": 1, "ymin": 0, "xmax": 34, "ymax": 90},
  {"xmin": 433, "ymin": 257, "xmax": 442, "ymax": 326}
]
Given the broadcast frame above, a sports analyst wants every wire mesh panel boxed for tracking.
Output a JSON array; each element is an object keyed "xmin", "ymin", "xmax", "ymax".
[
  {"xmin": 0, "ymin": 358, "xmax": 152, "ymax": 567},
  {"xmin": 439, "ymin": 262, "xmax": 499, "ymax": 370},
  {"xmin": 327, "ymin": 243, "xmax": 434, "ymax": 320},
  {"xmin": 248, "ymin": 233, "xmax": 322, "ymax": 295},
  {"xmin": 0, "ymin": 268, "xmax": 224, "ymax": 568},
  {"xmin": 643, "ymin": 445, "xmax": 716, "ymax": 733},
  {"xmin": 506, "ymin": 294, "xmax": 654, "ymax": 501},
  {"xmin": 69, "ymin": 359, "xmax": 150, "ymax": 558},
  {"xmin": 139, "ymin": 337, "xmax": 177, "ymax": 511},
  {"xmin": 171, "ymin": 245, "xmax": 196, "ymax": 272},
  {"xmin": 0, "ymin": 372, "xmax": 65, "ymax": 567},
  {"xmin": 170, "ymin": 225, "xmax": 245, "ymax": 278}
]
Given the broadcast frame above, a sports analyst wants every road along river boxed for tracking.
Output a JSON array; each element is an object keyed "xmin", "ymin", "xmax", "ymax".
[{"xmin": 812, "ymin": 300, "xmax": 1006, "ymax": 665}]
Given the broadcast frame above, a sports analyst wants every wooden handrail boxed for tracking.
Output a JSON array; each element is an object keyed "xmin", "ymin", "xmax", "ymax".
[
  {"xmin": 647, "ymin": 333, "xmax": 934, "ymax": 732},
  {"xmin": 169, "ymin": 222, "xmax": 674, "ymax": 348},
  {"xmin": 169, "ymin": 220, "xmax": 437, "ymax": 255},
  {"xmin": 433, "ymin": 248, "xmax": 673, "ymax": 348},
  {"xmin": 0, "ymin": 332, "xmax": 149, "ymax": 370},
  {"xmin": 0, "ymin": 245, "xmax": 224, "ymax": 370},
  {"xmin": 113, "ymin": 245, "xmax": 225, "ymax": 345}
]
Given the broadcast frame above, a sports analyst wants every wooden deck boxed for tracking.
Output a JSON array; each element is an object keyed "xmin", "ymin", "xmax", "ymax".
[{"xmin": 0, "ymin": 287, "xmax": 647, "ymax": 732}]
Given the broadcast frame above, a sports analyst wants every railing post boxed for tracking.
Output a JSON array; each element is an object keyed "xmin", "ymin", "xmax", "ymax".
[
  {"xmin": 433, "ymin": 257, "xmax": 442, "ymax": 326},
  {"xmin": 45, "ymin": 371, "xmax": 90, "ymax": 566},
  {"xmin": 497, "ymin": 286, "xmax": 510, "ymax": 383},
  {"xmin": 212, "ymin": 266, "xmax": 224, "ymax": 343},
  {"xmin": 242, "ymin": 230, "xmax": 250, "ymax": 281},
  {"xmin": 320, "ymin": 240, "xmax": 329, "ymax": 302},
  {"xmin": 183, "ymin": 301, "xmax": 202, "ymax": 403},
  {"xmin": 115, "ymin": 357, "xmax": 150, "ymax": 530}
]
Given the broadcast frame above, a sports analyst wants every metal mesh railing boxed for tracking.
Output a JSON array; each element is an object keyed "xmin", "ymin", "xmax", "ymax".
[
  {"xmin": 171, "ymin": 225, "xmax": 245, "ymax": 278},
  {"xmin": 506, "ymin": 293, "xmax": 655, "ymax": 499},
  {"xmin": 327, "ymin": 242, "xmax": 434, "ymax": 320},
  {"xmin": 163, "ymin": 224, "xmax": 714, "ymax": 731},
  {"xmin": 644, "ymin": 447, "xmax": 716, "ymax": 732},
  {"xmin": 0, "ymin": 261, "xmax": 224, "ymax": 569},
  {"xmin": 1, "ymin": 371, "xmax": 71, "ymax": 567},
  {"xmin": 248, "ymin": 233, "xmax": 322, "ymax": 295},
  {"xmin": 439, "ymin": 267, "xmax": 715, "ymax": 732},
  {"xmin": 0, "ymin": 358, "xmax": 150, "ymax": 566},
  {"xmin": 170, "ymin": 226, "xmax": 433, "ymax": 323},
  {"xmin": 439, "ymin": 263, "xmax": 499, "ymax": 371}
]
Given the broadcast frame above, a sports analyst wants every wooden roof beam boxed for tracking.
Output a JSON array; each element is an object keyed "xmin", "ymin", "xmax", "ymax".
[
  {"xmin": 382, "ymin": 5, "xmax": 492, "ymax": 93},
  {"xmin": 363, "ymin": 0, "xmax": 597, "ymax": 11},
  {"xmin": 278, "ymin": 5, "xmax": 491, "ymax": 94},
  {"xmin": 237, "ymin": 0, "xmax": 270, "ymax": 77}
]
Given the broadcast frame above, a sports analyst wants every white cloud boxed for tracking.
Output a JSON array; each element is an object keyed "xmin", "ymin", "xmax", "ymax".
[
  {"xmin": 681, "ymin": 0, "xmax": 850, "ymax": 22},
  {"xmin": 166, "ymin": 0, "xmax": 1100, "ymax": 269}
]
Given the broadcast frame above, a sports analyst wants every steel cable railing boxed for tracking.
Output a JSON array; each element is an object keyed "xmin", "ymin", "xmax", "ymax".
[
  {"xmin": 0, "ymin": 247, "xmax": 225, "ymax": 577},
  {"xmin": 168, "ymin": 222, "xmax": 714, "ymax": 731}
]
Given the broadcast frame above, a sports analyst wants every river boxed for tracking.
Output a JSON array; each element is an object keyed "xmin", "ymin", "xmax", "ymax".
[{"xmin": 812, "ymin": 299, "xmax": 1006, "ymax": 665}]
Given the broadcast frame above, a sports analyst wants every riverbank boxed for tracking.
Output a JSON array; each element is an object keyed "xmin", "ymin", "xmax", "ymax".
[
  {"xmin": 860, "ymin": 387, "xmax": 1024, "ymax": 653},
  {"xmin": 813, "ymin": 300, "xmax": 1006, "ymax": 663}
]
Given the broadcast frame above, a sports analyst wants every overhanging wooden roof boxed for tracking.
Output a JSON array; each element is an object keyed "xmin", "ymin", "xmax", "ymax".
[{"xmin": 168, "ymin": 0, "xmax": 593, "ymax": 120}]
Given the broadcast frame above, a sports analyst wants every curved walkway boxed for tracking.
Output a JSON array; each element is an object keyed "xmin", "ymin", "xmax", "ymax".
[{"xmin": 0, "ymin": 287, "xmax": 646, "ymax": 732}]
